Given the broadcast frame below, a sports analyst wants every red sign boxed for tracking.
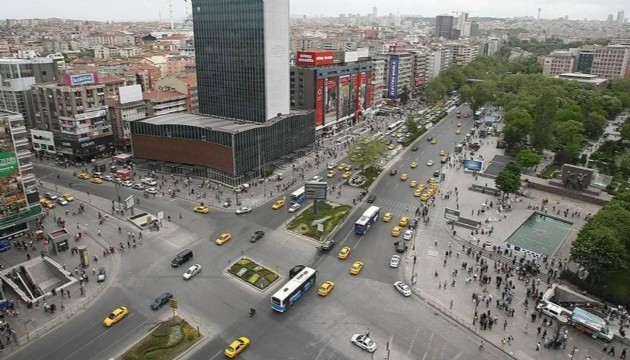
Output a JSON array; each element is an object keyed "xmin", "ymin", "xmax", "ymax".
[
  {"xmin": 365, "ymin": 71, "xmax": 373, "ymax": 108},
  {"xmin": 296, "ymin": 51, "xmax": 335, "ymax": 66},
  {"xmin": 415, "ymin": 76, "xmax": 425, "ymax": 87},
  {"xmin": 355, "ymin": 72, "xmax": 362, "ymax": 119},
  {"xmin": 315, "ymin": 79, "xmax": 324, "ymax": 127}
]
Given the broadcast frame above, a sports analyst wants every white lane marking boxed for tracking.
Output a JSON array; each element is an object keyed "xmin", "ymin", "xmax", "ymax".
[
  {"xmin": 354, "ymin": 234, "xmax": 366, "ymax": 250},
  {"xmin": 406, "ymin": 327, "xmax": 421, "ymax": 357},
  {"xmin": 208, "ymin": 350, "xmax": 225, "ymax": 360},
  {"xmin": 421, "ymin": 332, "xmax": 435, "ymax": 360}
]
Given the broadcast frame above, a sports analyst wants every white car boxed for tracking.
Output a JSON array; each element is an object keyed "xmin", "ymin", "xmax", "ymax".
[
  {"xmin": 103, "ymin": 175, "xmax": 114, "ymax": 181},
  {"xmin": 145, "ymin": 187, "xmax": 158, "ymax": 194},
  {"xmin": 121, "ymin": 180, "xmax": 133, "ymax": 187},
  {"xmin": 394, "ymin": 281, "xmax": 412, "ymax": 297},
  {"xmin": 351, "ymin": 334, "xmax": 376, "ymax": 353},
  {"xmin": 141, "ymin": 177, "xmax": 155, "ymax": 185},
  {"xmin": 327, "ymin": 163, "xmax": 337, "ymax": 170},
  {"xmin": 310, "ymin": 176, "xmax": 323, "ymax": 182},
  {"xmin": 145, "ymin": 179, "xmax": 157, "ymax": 186},
  {"xmin": 403, "ymin": 230, "xmax": 414, "ymax": 241},
  {"xmin": 235, "ymin": 206, "xmax": 252, "ymax": 215},
  {"xmin": 427, "ymin": 160, "xmax": 435, "ymax": 166},
  {"xmin": 183, "ymin": 264, "xmax": 201, "ymax": 280},
  {"xmin": 132, "ymin": 183, "xmax": 145, "ymax": 190},
  {"xmin": 288, "ymin": 203, "xmax": 301, "ymax": 213},
  {"xmin": 56, "ymin": 198, "xmax": 68, "ymax": 206},
  {"xmin": 390, "ymin": 255, "xmax": 400, "ymax": 268}
]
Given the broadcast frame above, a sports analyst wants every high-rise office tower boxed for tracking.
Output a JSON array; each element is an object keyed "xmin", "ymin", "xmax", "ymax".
[
  {"xmin": 435, "ymin": 15, "xmax": 455, "ymax": 40},
  {"xmin": 372, "ymin": 7, "xmax": 377, "ymax": 18},
  {"xmin": 617, "ymin": 10, "xmax": 625, "ymax": 26},
  {"xmin": 457, "ymin": 12, "xmax": 468, "ymax": 33},
  {"xmin": 192, "ymin": 0, "xmax": 290, "ymax": 122},
  {"xmin": 607, "ymin": 14, "xmax": 614, "ymax": 24}
]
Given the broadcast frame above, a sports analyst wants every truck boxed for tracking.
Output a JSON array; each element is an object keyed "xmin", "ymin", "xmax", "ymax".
[{"xmin": 569, "ymin": 307, "xmax": 614, "ymax": 342}]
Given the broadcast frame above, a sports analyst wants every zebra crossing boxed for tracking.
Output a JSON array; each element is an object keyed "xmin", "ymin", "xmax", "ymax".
[{"xmin": 371, "ymin": 198, "xmax": 421, "ymax": 217}]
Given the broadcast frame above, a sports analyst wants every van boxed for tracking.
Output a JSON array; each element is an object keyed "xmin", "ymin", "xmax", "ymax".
[
  {"xmin": 538, "ymin": 302, "xmax": 571, "ymax": 324},
  {"xmin": 171, "ymin": 249, "xmax": 193, "ymax": 267}
]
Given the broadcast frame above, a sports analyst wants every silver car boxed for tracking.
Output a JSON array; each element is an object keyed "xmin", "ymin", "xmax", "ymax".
[
  {"xmin": 235, "ymin": 206, "xmax": 252, "ymax": 214},
  {"xmin": 288, "ymin": 203, "xmax": 301, "ymax": 213},
  {"xmin": 389, "ymin": 254, "xmax": 400, "ymax": 268},
  {"xmin": 183, "ymin": 264, "xmax": 201, "ymax": 280},
  {"xmin": 403, "ymin": 230, "xmax": 414, "ymax": 241},
  {"xmin": 394, "ymin": 281, "xmax": 412, "ymax": 297},
  {"xmin": 351, "ymin": 334, "xmax": 376, "ymax": 353}
]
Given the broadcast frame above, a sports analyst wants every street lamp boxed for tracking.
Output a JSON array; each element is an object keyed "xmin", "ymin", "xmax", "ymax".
[{"xmin": 569, "ymin": 345, "xmax": 577, "ymax": 359}]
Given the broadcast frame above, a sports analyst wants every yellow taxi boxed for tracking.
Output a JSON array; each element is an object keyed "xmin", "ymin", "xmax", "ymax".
[
  {"xmin": 194, "ymin": 205, "xmax": 209, "ymax": 214},
  {"xmin": 337, "ymin": 246, "xmax": 351, "ymax": 260},
  {"xmin": 271, "ymin": 199, "xmax": 285, "ymax": 209},
  {"xmin": 337, "ymin": 163, "xmax": 347, "ymax": 171},
  {"xmin": 430, "ymin": 182, "xmax": 439, "ymax": 190},
  {"xmin": 78, "ymin": 173, "xmax": 90, "ymax": 180},
  {"xmin": 318, "ymin": 281, "xmax": 335, "ymax": 296},
  {"xmin": 383, "ymin": 212, "xmax": 393, "ymax": 222},
  {"xmin": 409, "ymin": 180, "xmax": 417, "ymax": 188},
  {"xmin": 63, "ymin": 193, "xmax": 74, "ymax": 202},
  {"xmin": 457, "ymin": 122, "xmax": 462, "ymax": 127},
  {"xmin": 400, "ymin": 173, "xmax": 408, "ymax": 181},
  {"xmin": 414, "ymin": 188, "xmax": 423, "ymax": 197},
  {"xmin": 410, "ymin": 162, "xmax": 417, "ymax": 168},
  {"xmin": 90, "ymin": 177, "xmax": 103, "ymax": 184},
  {"xmin": 350, "ymin": 260, "xmax": 364, "ymax": 275},
  {"xmin": 327, "ymin": 170, "xmax": 337, "ymax": 178},
  {"xmin": 391, "ymin": 226, "xmax": 402, "ymax": 237},
  {"xmin": 103, "ymin": 306, "xmax": 129, "ymax": 327},
  {"xmin": 39, "ymin": 198, "xmax": 55, "ymax": 209},
  {"xmin": 342, "ymin": 171, "xmax": 352, "ymax": 179},
  {"xmin": 388, "ymin": 143, "xmax": 396, "ymax": 150},
  {"xmin": 431, "ymin": 139, "xmax": 437, "ymax": 144},
  {"xmin": 224, "ymin": 336, "xmax": 250, "ymax": 358},
  {"xmin": 399, "ymin": 216, "xmax": 409, "ymax": 227},
  {"xmin": 215, "ymin": 233, "xmax": 231, "ymax": 245},
  {"xmin": 428, "ymin": 177, "xmax": 438, "ymax": 184},
  {"xmin": 428, "ymin": 187, "xmax": 437, "ymax": 196},
  {"xmin": 439, "ymin": 149, "xmax": 446, "ymax": 156},
  {"xmin": 420, "ymin": 193, "xmax": 432, "ymax": 202},
  {"xmin": 416, "ymin": 184, "xmax": 426, "ymax": 192}
]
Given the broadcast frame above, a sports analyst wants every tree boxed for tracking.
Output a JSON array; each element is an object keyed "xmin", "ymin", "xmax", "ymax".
[
  {"xmin": 399, "ymin": 86, "xmax": 410, "ymax": 105},
  {"xmin": 515, "ymin": 149, "xmax": 541, "ymax": 169},
  {"xmin": 405, "ymin": 115, "xmax": 420, "ymax": 137},
  {"xmin": 570, "ymin": 226, "xmax": 627, "ymax": 282},
  {"xmin": 348, "ymin": 134, "xmax": 388, "ymax": 170},
  {"xmin": 582, "ymin": 112, "xmax": 607, "ymax": 140},
  {"xmin": 621, "ymin": 122, "xmax": 630, "ymax": 141},
  {"xmin": 555, "ymin": 120, "xmax": 585, "ymax": 146},
  {"xmin": 494, "ymin": 166, "xmax": 521, "ymax": 199},
  {"xmin": 530, "ymin": 92, "xmax": 559, "ymax": 152}
]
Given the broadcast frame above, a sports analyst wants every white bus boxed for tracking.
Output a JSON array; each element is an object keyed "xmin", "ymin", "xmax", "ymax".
[
  {"xmin": 387, "ymin": 120, "xmax": 404, "ymax": 131},
  {"xmin": 290, "ymin": 187, "xmax": 306, "ymax": 204},
  {"xmin": 271, "ymin": 267, "xmax": 317, "ymax": 313},
  {"xmin": 355, "ymin": 206, "xmax": 381, "ymax": 235}
]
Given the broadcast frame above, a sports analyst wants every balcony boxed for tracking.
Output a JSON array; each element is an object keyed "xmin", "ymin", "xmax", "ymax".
[{"xmin": 16, "ymin": 150, "xmax": 32, "ymax": 160}]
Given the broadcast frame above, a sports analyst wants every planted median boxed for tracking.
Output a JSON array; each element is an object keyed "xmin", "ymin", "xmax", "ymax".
[
  {"xmin": 227, "ymin": 257, "xmax": 280, "ymax": 290},
  {"xmin": 287, "ymin": 201, "xmax": 351, "ymax": 240},
  {"xmin": 122, "ymin": 316, "xmax": 201, "ymax": 360}
]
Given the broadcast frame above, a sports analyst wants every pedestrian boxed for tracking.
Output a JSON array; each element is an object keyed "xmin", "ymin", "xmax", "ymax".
[
  {"xmin": 621, "ymin": 348, "xmax": 627, "ymax": 359},
  {"xmin": 97, "ymin": 229, "xmax": 101, "ymax": 236},
  {"xmin": 450, "ymin": 299, "xmax": 453, "ymax": 309},
  {"xmin": 479, "ymin": 340, "xmax": 484, "ymax": 351},
  {"xmin": 537, "ymin": 326, "xmax": 541, "ymax": 336},
  {"xmin": 542, "ymin": 329, "xmax": 547, "ymax": 339},
  {"xmin": 536, "ymin": 342, "xmax": 540, "ymax": 351},
  {"xmin": 504, "ymin": 320, "xmax": 508, "ymax": 331},
  {"xmin": 608, "ymin": 346, "xmax": 616, "ymax": 356}
]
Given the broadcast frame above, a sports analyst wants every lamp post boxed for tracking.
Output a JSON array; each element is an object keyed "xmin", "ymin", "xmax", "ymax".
[{"xmin": 569, "ymin": 345, "xmax": 577, "ymax": 359}]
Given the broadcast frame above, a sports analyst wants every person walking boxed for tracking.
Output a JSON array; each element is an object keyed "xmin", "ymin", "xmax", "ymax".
[
  {"xmin": 542, "ymin": 329, "xmax": 547, "ymax": 339},
  {"xmin": 536, "ymin": 342, "xmax": 540, "ymax": 351},
  {"xmin": 537, "ymin": 326, "xmax": 541, "ymax": 336},
  {"xmin": 504, "ymin": 320, "xmax": 508, "ymax": 331},
  {"xmin": 478, "ymin": 340, "xmax": 484, "ymax": 351},
  {"xmin": 608, "ymin": 346, "xmax": 616, "ymax": 356},
  {"xmin": 621, "ymin": 348, "xmax": 627, "ymax": 359}
]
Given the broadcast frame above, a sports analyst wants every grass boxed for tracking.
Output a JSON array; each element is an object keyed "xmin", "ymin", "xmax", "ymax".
[
  {"xmin": 122, "ymin": 317, "xmax": 202, "ymax": 360},
  {"xmin": 539, "ymin": 164, "xmax": 560, "ymax": 179},
  {"xmin": 227, "ymin": 257, "xmax": 279, "ymax": 290},
  {"xmin": 287, "ymin": 201, "xmax": 351, "ymax": 240}
]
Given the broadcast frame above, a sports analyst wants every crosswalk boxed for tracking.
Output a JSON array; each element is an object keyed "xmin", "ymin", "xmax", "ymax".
[{"xmin": 370, "ymin": 198, "xmax": 422, "ymax": 217}]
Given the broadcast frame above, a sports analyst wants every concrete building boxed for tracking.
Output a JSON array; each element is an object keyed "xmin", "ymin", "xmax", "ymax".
[
  {"xmin": 591, "ymin": 45, "xmax": 630, "ymax": 79},
  {"xmin": 0, "ymin": 110, "xmax": 41, "ymax": 241},
  {"xmin": 435, "ymin": 15, "xmax": 455, "ymax": 40},
  {"xmin": 130, "ymin": 0, "xmax": 314, "ymax": 187},
  {"xmin": 555, "ymin": 73, "xmax": 608, "ymax": 87},
  {"xmin": 617, "ymin": 10, "xmax": 625, "ymax": 26},
  {"xmin": 155, "ymin": 74, "xmax": 198, "ymax": 114},
  {"xmin": 143, "ymin": 90, "xmax": 187, "ymax": 117},
  {"xmin": 542, "ymin": 51, "xmax": 576, "ymax": 77},
  {"xmin": 371, "ymin": 55, "xmax": 386, "ymax": 108},
  {"xmin": 107, "ymin": 98, "xmax": 147, "ymax": 151},
  {"xmin": 573, "ymin": 46, "xmax": 596, "ymax": 74},
  {"xmin": 31, "ymin": 72, "xmax": 114, "ymax": 160},
  {"xmin": 0, "ymin": 57, "xmax": 59, "ymax": 128}
]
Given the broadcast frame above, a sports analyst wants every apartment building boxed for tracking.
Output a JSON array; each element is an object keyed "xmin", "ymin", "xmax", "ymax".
[
  {"xmin": 155, "ymin": 74, "xmax": 198, "ymax": 114},
  {"xmin": 542, "ymin": 51, "xmax": 576, "ymax": 77},
  {"xmin": 143, "ymin": 89, "xmax": 187, "ymax": 117}
]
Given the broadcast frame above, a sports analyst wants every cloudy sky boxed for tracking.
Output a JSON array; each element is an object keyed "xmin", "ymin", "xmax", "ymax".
[{"xmin": 3, "ymin": 0, "xmax": 626, "ymax": 22}]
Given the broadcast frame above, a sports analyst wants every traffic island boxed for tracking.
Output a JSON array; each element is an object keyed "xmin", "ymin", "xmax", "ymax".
[
  {"xmin": 227, "ymin": 257, "xmax": 280, "ymax": 291},
  {"xmin": 122, "ymin": 316, "xmax": 202, "ymax": 360},
  {"xmin": 287, "ymin": 201, "xmax": 351, "ymax": 240}
]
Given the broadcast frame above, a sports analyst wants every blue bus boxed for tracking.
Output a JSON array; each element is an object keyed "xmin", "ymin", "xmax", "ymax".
[
  {"xmin": 290, "ymin": 187, "xmax": 306, "ymax": 204},
  {"xmin": 354, "ymin": 206, "xmax": 380, "ymax": 235},
  {"xmin": 271, "ymin": 267, "xmax": 317, "ymax": 312}
]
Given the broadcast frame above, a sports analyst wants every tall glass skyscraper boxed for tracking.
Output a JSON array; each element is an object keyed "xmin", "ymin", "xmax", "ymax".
[{"xmin": 192, "ymin": 0, "xmax": 290, "ymax": 123}]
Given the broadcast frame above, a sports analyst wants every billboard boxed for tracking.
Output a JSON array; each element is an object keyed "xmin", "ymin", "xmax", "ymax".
[
  {"xmin": 338, "ymin": 75, "xmax": 351, "ymax": 118},
  {"xmin": 64, "ymin": 72, "xmax": 98, "ymax": 86},
  {"xmin": 31, "ymin": 129, "xmax": 56, "ymax": 154},
  {"xmin": 354, "ymin": 72, "xmax": 363, "ymax": 118},
  {"xmin": 359, "ymin": 71, "xmax": 367, "ymax": 112},
  {"xmin": 305, "ymin": 182, "xmax": 328, "ymax": 200},
  {"xmin": 296, "ymin": 51, "xmax": 335, "ymax": 66},
  {"xmin": 365, "ymin": 71, "xmax": 373, "ymax": 108},
  {"xmin": 0, "ymin": 150, "xmax": 27, "ymax": 221},
  {"xmin": 416, "ymin": 75, "xmax": 426, "ymax": 87},
  {"xmin": 119, "ymin": 84, "xmax": 143, "ymax": 104},
  {"xmin": 463, "ymin": 160, "xmax": 484, "ymax": 171},
  {"xmin": 344, "ymin": 51, "xmax": 359, "ymax": 63},
  {"xmin": 315, "ymin": 79, "xmax": 325, "ymax": 127},
  {"xmin": 387, "ymin": 55, "xmax": 400, "ymax": 99},
  {"xmin": 324, "ymin": 77, "xmax": 338, "ymax": 122}
]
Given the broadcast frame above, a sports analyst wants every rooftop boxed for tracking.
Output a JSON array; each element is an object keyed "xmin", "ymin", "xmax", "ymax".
[
  {"xmin": 142, "ymin": 90, "xmax": 185, "ymax": 101},
  {"xmin": 139, "ymin": 110, "xmax": 311, "ymax": 134}
]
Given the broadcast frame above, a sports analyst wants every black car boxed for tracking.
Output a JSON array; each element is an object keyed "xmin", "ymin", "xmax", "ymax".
[
  {"xmin": 151, "ymin": 292, "xmax": 174, "ymax": 310},
  {"xmin": 433, "ymin": 170, "xmax": 440, "ymax": 178},
  {"xmin": 367, "ymin": 195, "xmax": 376, "ymax": 203},
  {"xmin": 411, "ymin": 145, "xmax": 419, "ymax": 151},
  {"xmin": 408, "ymin": 219, "xmax": 418, "ymax": 230},
  {"xmin": 320, "ymin": 239, "xmax": 335, "ymax": 252},
  {"xmin": 289, "ymin": 265, "xmax": 305, "ymax": 278},
  {"xmin": 427, "ymin": 136, "xmax": 433, "ymax": 142},
  {"xmin": 394, "ymin": 241, "xmax": 408, "ymax": 253},
  {"xmin": 250, "ymin": 230, "xmax": 265, "ymax": 243},
  {"xmin": 389, "ymin": 169, "xmax": 398, "ymax": 176}
]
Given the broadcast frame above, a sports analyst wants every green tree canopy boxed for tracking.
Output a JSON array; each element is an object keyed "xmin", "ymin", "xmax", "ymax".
[
  {"xmin": 515, "ymin": 149, "xmax": 541, "ymax": 169},
  {"xmin": 570, "ymin": 226, "xmax": 628, "ymax": 282},
  {"xmin": 494, "ymin": 166, "xmax": 521, "ymax": 199},
  {"xmin": 620, "ymin": 122, "xmax": 630, "ymax": 141},
  {"xmin": 348, "ymin": 134, "xmax": 388, "ymax": 170}
]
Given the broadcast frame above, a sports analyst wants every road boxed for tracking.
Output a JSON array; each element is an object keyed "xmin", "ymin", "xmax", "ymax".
[{"xmin": 13, "ymin": 106, "xmax": 507, "ymax": 360}]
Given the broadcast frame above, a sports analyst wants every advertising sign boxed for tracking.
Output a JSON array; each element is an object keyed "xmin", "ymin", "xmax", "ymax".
[
  {"xmin": 0, "ymin": 151, "xmax": 18, "ymax": 178},
  {"xmin": 387, "ymin": 55, "xmax": 400, "ymax": 99},
  {"xmin": 339, "ymin": 75, "xmax": 351, "ymax": 118},
  {"xmin": 354, "ymin": 72, "xmax": 363, "ymax": 118},
  {"xmin": 359, "ymin": 71, "xmax": 367, "ymax": 112},
  {"xmin": 463, "ymin": 160, "xmax": 484, "ymax": 171},
  {"xmin": 0, "ymin": 151, "xmax": 27, "ymax": 220},
  {"xmin": 315, "ymin": 79, "xmax": 325, "ymax": 127},
  {"xmin": 305, "ymin": 182, "xmax": 328, "ymax": 200},
  {"xmin": 31, "ymin": 129, "xmax": 56, "ymax": 154},
  {"xmin": 365, "ymin": 71, "xmax": 373, "ymax": 108},
  {"xmin": 324, "ymin": 77, "xmax": 338, "ymax": 122},
  {"xmin": 344, "ymin": 51, "xmax": 359, "ymax": 63},
  {"xmin": 444, "ymin": 208, "xmax": 460, "ymax": 221},
  {"xmin": 296, "ymin": 51, "xmax": 335, "ymax": 66},
  {"xmin": 64, "ymin": 72, "xmax": 98, "ymax": 86},
  {"xmin": 119, "ymin": 84, "xmax": 143, "ymax": 104}
]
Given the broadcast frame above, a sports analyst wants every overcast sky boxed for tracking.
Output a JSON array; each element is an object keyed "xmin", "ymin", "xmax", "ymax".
[{"xmin": 3, "ymin": 0, "xmax": 626, "ymax": 22}]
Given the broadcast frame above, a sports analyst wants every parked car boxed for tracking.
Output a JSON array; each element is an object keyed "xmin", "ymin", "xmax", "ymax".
[
  {"xmin": 132, "ymin": 183, "xmax": 145, "ymax": 190},
  {"xmin": 390, "ymin": 254, "xmax": 400, "ymax": 268},
  {"xmin": 121, "ymin": 180, "xmax": 133, "ymax": 187},
  {"xmin": 394, "ymin": 241, "xmax": 408, "ymax": 253},
  {"xmin": 145, "ymin": 187, "xmax": 158, "ymax": 194}
]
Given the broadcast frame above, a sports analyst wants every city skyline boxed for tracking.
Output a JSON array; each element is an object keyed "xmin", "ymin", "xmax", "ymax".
[{"xmin": 2, "ymin": 0, "xmax": 627, "ymax": 22}]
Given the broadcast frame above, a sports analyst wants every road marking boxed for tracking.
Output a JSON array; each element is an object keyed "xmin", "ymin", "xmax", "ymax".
[
  {"xmin": 406, "ymin": 327, "xmax": 421, "ymax": 358},
  {"xmin": 354, "ymin": 234, "xmax": 366, "ymax": 250},
  {"xmin": 208, "ymin": 349, "xmax": 225, "ymax": 359},
  {"xmin": 421, "ymin": 333, "xmax": 435, "ymax": 360}
]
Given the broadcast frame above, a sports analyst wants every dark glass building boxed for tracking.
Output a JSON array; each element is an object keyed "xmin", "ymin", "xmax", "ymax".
[{"xmin": 192, "ymin": 0, "xmax": 290, "ymax": 122}]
